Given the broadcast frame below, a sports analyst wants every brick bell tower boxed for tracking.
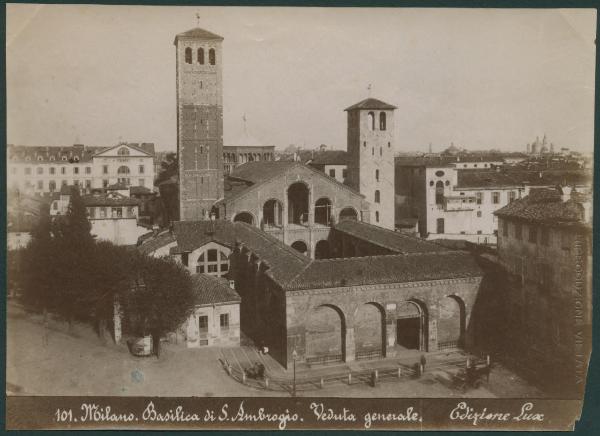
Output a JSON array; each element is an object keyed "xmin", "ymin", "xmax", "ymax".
[
  {"xmin": 345, "ymin": 98, "xmax": 397, "ymax": 229},
  {"xmin": 175, "ymin": 28, "xmax": 224, "ymax": 221}
]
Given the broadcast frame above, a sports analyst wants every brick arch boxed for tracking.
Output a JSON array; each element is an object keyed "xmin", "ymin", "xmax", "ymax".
[
  {"xmin": 353, "ymin": 302, "xmax": 386, "ymax": 360},
  {"xmin": 439, "ymin": 294, "xmax": 466, "ymax": 349},
  {"xmin": 232, "ymin": 211, "xmax": 256, "ymax": 226},
  {"xmin": 305, "ymin": 303, "xmax": 347, "ymax": 364},
  {"xmin": 396, "ymin": 299, "xmax": 429, "ymax": 352}
]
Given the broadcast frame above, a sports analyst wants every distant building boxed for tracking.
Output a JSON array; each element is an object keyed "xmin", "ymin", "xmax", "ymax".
[
  {"xmin": 494, "ymin": 187, "xmax": 592, "ymax": 392},
  {"xmin": 305, "ymin": 150, "xmax": 349, "ymax": 184},
  {"xmin": 395, "ymin": 158, "xmax": 591, "ymax": 243},
  {"xmin": 51, "ymin": 186, "xmax": 150, "ymax": 246},
  {"xmin": 184, "ymin": 274, "xmax": 241, "ymax": 348},
  {"xmin": 7, "ymin": 142, "xmax": 155, "ymax": 194},
  {"xmin": 223, "ymin": 145, "xmax": 275, "ymax": 175}
]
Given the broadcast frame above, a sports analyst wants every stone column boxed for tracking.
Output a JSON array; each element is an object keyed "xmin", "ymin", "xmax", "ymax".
[
  {"xmin": 113, "ymin": 298, "xmax": 122, "ymax": 344},
  {"xmin": 345, "ymin": 327, "xmax": 356, "ymax": 362}
]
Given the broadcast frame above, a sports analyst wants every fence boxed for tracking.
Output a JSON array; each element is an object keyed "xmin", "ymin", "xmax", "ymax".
[{"xmin": 219, "ymin": 354, "xmax": 489, "ymax": 394}]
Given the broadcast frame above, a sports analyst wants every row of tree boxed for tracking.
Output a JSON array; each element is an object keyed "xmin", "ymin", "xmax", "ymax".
[{"xmin": 14, "ymin": 188, "xmax": 196, "ymax": 356}]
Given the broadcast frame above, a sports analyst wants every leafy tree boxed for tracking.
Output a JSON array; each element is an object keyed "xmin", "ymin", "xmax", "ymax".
[
  {"xmin": 155, "ymin": 152, "xmax": 177, "ymax": 185},
  {"xmin": 120, "ymin": 254, "xmax": 195, "ymax": 357},
  {"xmin": 86, "ymin": 242, "xmax": 135, "ymax": 340},
  {"xmin": 155, "ymin": 152, "xmax": 179, "ymax": 223}
]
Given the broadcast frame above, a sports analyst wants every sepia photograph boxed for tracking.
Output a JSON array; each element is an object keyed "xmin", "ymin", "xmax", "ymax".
[{"xmin": 4, "ymin": 3, "xmax": 596, "ymax": 430}]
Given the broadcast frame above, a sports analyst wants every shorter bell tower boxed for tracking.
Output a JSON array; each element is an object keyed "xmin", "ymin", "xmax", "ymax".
[{"xmin": 345, "ymin": 98, "xmax": 397, "ymax": 229}]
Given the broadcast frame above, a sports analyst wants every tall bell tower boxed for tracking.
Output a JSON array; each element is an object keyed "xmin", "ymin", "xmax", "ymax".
[
  {"xmin": 345, "ymin": 98, "xmax": 397, "ymax": 229},
  {"xmin": 175, "ymin": 28, "xmax": 224, "ymax": 221}
]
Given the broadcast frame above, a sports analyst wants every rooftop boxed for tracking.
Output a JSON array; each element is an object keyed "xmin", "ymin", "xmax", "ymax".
[
  {"xmin": 142, "ymin": 219, "xmax": 481, "ymax": 291},
  {"xmin": 456, "ymin": 169, "xmax": 592, "ymax": 189},
  {"xmin": 175, "ymin": 27, "xmax": 224, "ymax": 43},
  {"xmin": 494, "ymin": 188, "xmax": 592, "ymax": 228},
  {"xmin": 82, "ymin": 192, "xmax": 140, "ymax": 207},
  {"xmin": 334, "ymin": 220, "xmax": 448, "ymax": 254},
  {"xmin": 345, "ymin": 98, "xmax": 397, "ymax": 111},
  {"xmin": 307, "ymin": 150, "xmax": 349, "ymax": 166},
  {"xmin": 191, "ymin": 274, "xmax": 240, "ymax": 306}
]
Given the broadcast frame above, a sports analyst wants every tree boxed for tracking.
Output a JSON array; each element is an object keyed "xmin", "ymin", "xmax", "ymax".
[
  {"xmin": 155, "ymin": 152, "xmax": 180, "ymax": 223},
  {"xmin": 155, "ymin": 152, "xmax": 177, "ymax": 185},
  {"xmin": 120, "ymin": 254, "xmax": 195, "ymax": 357},
  {"xmin": 51, "ymin": 188, "xmax": 96, "ymax": 325},
  {"xmin": 86, "ymin": 242, "xmax": 135, "ymax": 341}
]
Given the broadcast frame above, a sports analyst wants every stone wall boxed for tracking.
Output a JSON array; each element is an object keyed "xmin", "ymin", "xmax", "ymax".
[{"xmin": 283, "ymin": 277, "xmax": 481, "ymax": 368}]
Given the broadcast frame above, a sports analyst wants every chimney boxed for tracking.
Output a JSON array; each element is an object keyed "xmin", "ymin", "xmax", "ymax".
[{"xmin": 559, "ymin": 185, "xmax": 572, "ymax": 202}]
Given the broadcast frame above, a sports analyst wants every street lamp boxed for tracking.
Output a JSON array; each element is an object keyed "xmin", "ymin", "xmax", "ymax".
[{"xmin": 292, "ymin": 349, "xmax": 298, "ymax": 397}]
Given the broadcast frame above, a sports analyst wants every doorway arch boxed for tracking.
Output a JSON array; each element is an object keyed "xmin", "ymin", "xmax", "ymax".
[{"xmin": 396, "ymin": 300, "xmax": 428, "ymax": 352}]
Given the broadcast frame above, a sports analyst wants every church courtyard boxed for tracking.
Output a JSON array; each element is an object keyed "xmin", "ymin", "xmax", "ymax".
[{"xmin": 7, "ymin": 302, "xmax": 542, "ymax": 398}]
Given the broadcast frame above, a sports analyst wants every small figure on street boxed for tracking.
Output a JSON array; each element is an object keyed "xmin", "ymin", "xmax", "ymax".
[{"xmin": 420, "ymin": 354, "xmax": 427, "ymax": 372}]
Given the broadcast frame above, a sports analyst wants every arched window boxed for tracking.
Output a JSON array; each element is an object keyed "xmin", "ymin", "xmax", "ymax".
[
  {"xmin": 367, "ymin": 112, "xmax": 375, "ymax": 131},
  {"xmin": 185, "ymin": 47, "xmax": 192, "ymax": 64},
  {"xmin": 375, "ymin": 169, "xmax": 379, "ymax": 182},
  {"xmin": 374, "ymin": 190, "xmax": 380, "ymax": 203},
  {"xmin": 435, "ymin": 181, "xmax": 444, "ymax": 205},
  {"xmin": 118, "ymin": 147, "xmax": 130, "ymax": 156},
  {"xmin": 379, "ymin": 112, "xmax": 386, "ymax": 130},
  {"xmin": 117, "ymin": 166, "xmax": 131, "ymax": 186},
  {"xmin": 197, "ymin": 48, "xmax": 205, "ymax": 64},
  {"xmin": 197, "ymin": 249, "xmax": 229, "ymax": 277},
  {"xmin": 209, "ymin": 48, "xmax": 216, "ymax": 65}
]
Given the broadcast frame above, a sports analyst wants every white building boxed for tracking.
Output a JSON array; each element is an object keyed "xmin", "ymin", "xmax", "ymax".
[
  {"xmin": 184, "ymin": 274, "xmax": 241, "ymax": 348},
  {"xmin": 396, "ymin": 161, "xmax": 592, "ymax": 244},
  {"xmin": 7, "ymin": 143, "xmax": 155, "ymax": 194},
  {"xmin": 51, "ymin": 186, "xmax": 150, "ymax": 246}
]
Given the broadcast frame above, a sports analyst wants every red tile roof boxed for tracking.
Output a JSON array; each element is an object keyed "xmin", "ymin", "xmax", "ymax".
[
  {"xmin": 191, "ymin": 274, "xmax": 240, "ymax": 306},
  {"xmin": 345, "ymin": 98, "xmax": 397, "ymax": 111},
  {"xmin": 334, "ymin": 220, "xmax": 448, "ymax": 254},
  {"xmin": 143, "ymin": 219, "xmax": 482, "ymax": 291},
  {"xmin": 286, "ymin": 252, "xmax": 481, "ymax": 291},
  {"xmin": 175, "ymin": 27, "xmax": 224, "ymax": 42},
  {"xmin": 494, "ymin": 188, "xmax": 591, "ymax": 227}
]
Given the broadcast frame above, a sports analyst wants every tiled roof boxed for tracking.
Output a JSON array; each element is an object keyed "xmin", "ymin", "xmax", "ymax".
[
  {"xmin": 8, "ymin": 144, "xmax": 104, "ymax": 164},
  {"xmin": 171, "ymin": 220, "xmax": 238, "ymax": 252},
  {"xmin": 191, "ymin": 274, "xmax": 240, "ymax": 306},
  {"xmin": 494, "ymin": 188, "xmax": 590, "ymax": 226},
  {"xmin": 83, "ymin": 192, "xmax": 140, "ymax": 207},
  {"xmin": 457, "ymin": 169, "xmax": 592, "ymax": 189},
  {"xmin": 308, "ymin": 150, "xmax": 349, "ymax": 166},
  {"xmin": 222, "ymin": 161, "xmax": 362, "ymax": 203},
  {"xmin": 106, "ymin": 183, "xmax": 130, "ymax": 191},
  {"xmin": 137, "ymin": 230, "xmax": 177, "ymax": 255},
  {"xmin": 175, "ymin": 27, "xmax": 224, "ymax": 42},
  {"xmin": 228, "ymin": 161, "xmax": 299, "ymax": 185},
  {"xmin": 285, "ymin": 252, "xmax": 481, "ymax": 291},
  {"xmin": 130, "ymin": 186, "xmax": 154, "ymax": 196},
  {"xmin": 7, "ymin": 143, "xmax": 155, "ymax": 163},
  {"xmin": 345, "ymin": 98, "xmax": 397, "ymax": 111},
  {"xmin": 334, "ymin": 220, "xmax": 448, "ymax": 254},
  {"xmin": 143, "ymin": 219, "xmax": 482, "ymax": 291}
]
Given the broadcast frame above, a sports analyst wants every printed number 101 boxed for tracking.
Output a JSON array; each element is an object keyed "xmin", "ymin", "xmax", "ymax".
[{"xmin": 55, "ymin": 408, "xmax": 74, "ymax": 422}]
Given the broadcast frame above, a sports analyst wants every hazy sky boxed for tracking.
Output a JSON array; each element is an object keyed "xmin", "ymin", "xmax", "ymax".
[{"xmin": 6, "ymin": 5, "xmax": 597, "ymax": 152}]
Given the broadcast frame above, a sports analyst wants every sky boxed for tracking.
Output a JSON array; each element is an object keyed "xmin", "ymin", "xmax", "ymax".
[{"xmin": 6, "ymin": 5, "xmax": 597, "ymax": 153}]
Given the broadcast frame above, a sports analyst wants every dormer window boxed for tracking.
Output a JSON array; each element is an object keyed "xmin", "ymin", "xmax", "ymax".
[
  {"xmin": 62, "ymin": 156, "xmax": 68, "ymax": 161},
  {"xmin": 25, "ymin": 156, "xmax": 31, "ymax": 161},
  {"xmin": 37, "ymin": 156, "xmax": 43, "ymax": 161},
  {"xmin": 74, "ymin": 156, "xmax": 80, "ymax": 162},
  {"xmin": 50, "ymin": 156, "xmax": 55, "ymax": 161}
]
